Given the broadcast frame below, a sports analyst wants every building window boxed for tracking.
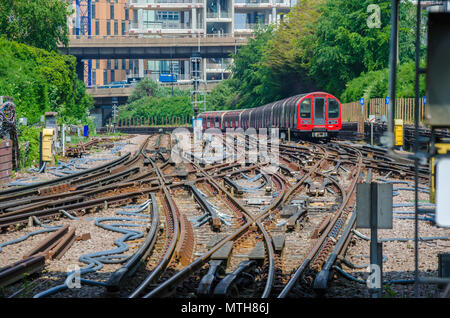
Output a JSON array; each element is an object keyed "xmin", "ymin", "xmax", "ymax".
[
  {"xmin": 157, "ymin": 11, "xmax": 179, "ymax": 21},
  {"xmin": 103, "ymin": 70, "xmax": 108, "ymax": 85},
  {"xmin": 121, "ymin": 21, "xmax": 126, "ymax": 35},
  {"xmin": 107, "ymin": 21, "xmax": 110, "ymax": 35},
  {"xmin": 107, "ymin": 59, "xmax": 111, "ymax": 69},
  {"xmin": 95, "ymin": 20, "xmax": 99, "ymax": 35},
  {"xmin": 114, "ymin": 59, "xmax": 119, "ymax": 69},
  {"xmin": 96, "ymin": 59, "xmax": 100, "ymax": 69},
  {"xmin": 92, "ymin": 70, "xmax": 96, "ymax": 86},
  {"xmin": 110, "ymin": 4, "xmax": 114, "ymax": 19},
  {"xmin": 111, "ymin": 70, "xmax": 115, "ymax": 82},
  {"xmin": 114, "ymin": 20, "xmax": 118, "ymax": 35},
  {"xmin": 122, "ymin": 59, "xmax": 126, "ymax": 70},
  {"xmin": 125, "ymin": 8, "xmax": 129, "ymax": 21},
  {"xmin": 91, "ymin": 4, "xmax": 95, "ymax": 19},
  {"xmin": 130, "ymin": 60, "xmax": 134, "ymax": 73}
]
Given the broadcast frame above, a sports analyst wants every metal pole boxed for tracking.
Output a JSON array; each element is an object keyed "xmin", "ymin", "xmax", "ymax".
[
  {"xmin": 414, "ymin": 0, "xmax": 422, "ymax": 298},
  {"xmin": 371, "ymin": 122, "xmax": 374, "ymax": 146},
  {"xmin": 388, "ymin": 0, "xmax": 399, "ymax": 146},
  {"xmin": 62, "ymin": 124, "xmax": 65, "ymax": 157},
  {"xmin": 39, "ymin": 131, "xmax": 43, "ymax": 171},
  {"xmin": 370, "ymin": 182, "xmax": 380, "ymax": 298}
]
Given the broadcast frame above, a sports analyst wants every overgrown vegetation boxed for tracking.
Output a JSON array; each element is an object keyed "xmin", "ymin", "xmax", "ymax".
[
  {"xmin": 0, "ymin": 0, "xmax": 70, "ymax": 52},
  {"xmin": 0, "ymin": 38, "xmax": 93, "ymax": 124},
  {"xmin": 0, "ymin": 0, "xmax": 94, "ymax": 168},
  {"xmin": 118, "ymin": 78, "xmax": 193, "ymax": 123}
]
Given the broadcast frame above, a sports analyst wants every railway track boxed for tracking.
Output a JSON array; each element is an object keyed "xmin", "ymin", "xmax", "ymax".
[{"xmin": 0, "ymin": 131, "xmax": 432, "ymax": 298}]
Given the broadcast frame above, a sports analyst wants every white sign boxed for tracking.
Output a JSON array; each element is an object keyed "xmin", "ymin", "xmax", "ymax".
[
  {"xmin": 369, "ymin": 115, "xmax": 376, "ymax": 123},
  {"xmin": 436, "ymin": 158, "xmax": 450, "ymax": 227}
]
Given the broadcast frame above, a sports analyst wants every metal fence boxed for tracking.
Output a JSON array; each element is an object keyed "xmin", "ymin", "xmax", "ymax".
[{"xmin": 341, "ymin": 98, "xmax": 428, "ymax": 124}]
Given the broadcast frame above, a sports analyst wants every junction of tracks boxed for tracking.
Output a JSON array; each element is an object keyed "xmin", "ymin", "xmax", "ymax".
[{"xmin": 0, "ymin": 132, "xmax": 448, "ymax": 298}]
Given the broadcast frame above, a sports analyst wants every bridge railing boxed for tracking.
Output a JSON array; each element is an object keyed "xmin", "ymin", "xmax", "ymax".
[
  {"xmin": 112, "ymin": 115, "xmax": 192, "ymax": 129},
  {"xmin": 341, "ymin": 98, "xmax": 428, "ymax": 124},
  {"xmin": 68, "ymin": 33, "xmax": 249, "ymax": 41}
]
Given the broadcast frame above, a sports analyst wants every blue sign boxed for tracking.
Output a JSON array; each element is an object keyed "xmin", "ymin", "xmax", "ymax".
[
  {"xmin": 423, "ymin": 96, "xmax": 426, "ymax": 105},
  {"xmin": 159, "ymin": 73, "xmax": 177, "ymax": 83},
  {"xmin": 385, "ymin": 97, "xmax": 390, "ymax": 105},
  {"xmin": 360, "ymin": 98, "xmax": 364, "ymax": 105}
]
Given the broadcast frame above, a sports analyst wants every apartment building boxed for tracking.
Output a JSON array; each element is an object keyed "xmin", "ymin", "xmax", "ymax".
[
  {"xmin": 67, "ymin": 0, "xmax": 296, "ymax": 85},
  {"xmin": 127, "ymin": 0, "xmax": 296, "ymax": 82},
  {"xmin": 68, "ymin": 0, "xmax": 135, "ymax": 86}
]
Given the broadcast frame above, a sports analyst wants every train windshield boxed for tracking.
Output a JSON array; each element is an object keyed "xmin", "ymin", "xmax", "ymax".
[
  {"xmin": 328, "ymin": 98, "xmax": 340, "ymax": 119},
  {"xmin": 300, "ymin": 99, "xmax": 311, "ymax": 118},
  {"xmin": 314, "ymin": 98, "xmax": 325, "ymax": 124}
]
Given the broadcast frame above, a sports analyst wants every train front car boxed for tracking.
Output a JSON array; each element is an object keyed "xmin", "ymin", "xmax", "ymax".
[{"xmin": 296, "ymin": 92, "xmax": 342, "ymax": 138}]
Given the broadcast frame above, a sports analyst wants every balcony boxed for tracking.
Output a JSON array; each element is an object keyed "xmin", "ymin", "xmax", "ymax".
[
  {"xmin": 129, "ymin": 21, "xmax": 204, "ymax": 34},
  {"xmin": 206, "ymin": 11, "xmax": 232, "ymax": 19},
  {"xmin": 234, "ymin": 0, "xmax": 292, "ymax": 9},
  {"xmin": 234, "ymin": 23, "xmax": 267, "ymax": 32},
  {"xmin": 128, "ymin": 0, "xmax": 204, "ymax": 10}
]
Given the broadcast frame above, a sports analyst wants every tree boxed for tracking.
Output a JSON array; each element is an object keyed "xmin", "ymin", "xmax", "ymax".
[
  {"xmin": 128, "ymin": 78, "xmax": 160, "ymax": 102},
  {"xmin": 0, "ymin": 0, "xmax": 71, "ymax": 51},
  {"xmin": 128, "ymin": 77, "xmax": 189, "ymax": 103}
]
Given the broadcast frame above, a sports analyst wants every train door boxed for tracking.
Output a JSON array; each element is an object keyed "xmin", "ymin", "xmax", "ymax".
[{"xmin": 313, "ymin": 97, "xmax": 326, "ymax": 125}]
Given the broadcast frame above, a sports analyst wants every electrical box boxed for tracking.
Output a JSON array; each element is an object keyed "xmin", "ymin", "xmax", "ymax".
[
  {"xmin": 356, "ymin": 183, "xmax": 393, "ymax": 229},
  {"xmin": 42, "ymin": 128, "xmax": 54, "ymax": 162},
  {"xmin": 394, "ymin": 119, "xmax": 403, "ymax": 147},
  {"xmin": 426, "ymin": 12, "xmax": 450, "ymax": 128}
]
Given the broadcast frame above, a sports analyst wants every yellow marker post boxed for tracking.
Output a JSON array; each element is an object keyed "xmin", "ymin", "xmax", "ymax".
[
  {"xmin": 394, "ymin": 119, "xmax": 403, "ymax": 147},
  {"xmin": 42, "ymin": 128, "xmax": 54, "ymax": 162}
]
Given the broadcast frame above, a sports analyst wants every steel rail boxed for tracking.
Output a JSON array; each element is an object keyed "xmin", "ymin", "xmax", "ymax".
[
  {"xmin": 278, "ymin": 144, "xmax": 363, "ymax": 298},
  {"xmin": 106, "ymin": 193, "xmax": 160, "ymax": 294}
]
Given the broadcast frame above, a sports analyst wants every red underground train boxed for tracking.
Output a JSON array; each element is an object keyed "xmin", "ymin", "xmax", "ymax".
[{"xmin": 197, "ymin": 92, "xmax": 342, "ymax": 138}]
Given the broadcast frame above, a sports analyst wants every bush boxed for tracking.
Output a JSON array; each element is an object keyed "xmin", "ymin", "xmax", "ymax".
[
  {"xmin": 341, "ymin": 61, "xmax": 426, "ymax": 102},
  {"xmin": 17, "ymin": 125, "xmax": 41, "ymax": 168},
  {"xmin": 0, "ymin": 37, "xmax": 93, "ymax": 124}
]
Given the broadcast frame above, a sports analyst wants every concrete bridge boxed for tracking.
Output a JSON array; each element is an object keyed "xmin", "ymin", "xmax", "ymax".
[{"xmin": 60, "ymin": 35, "xmax": 248, "ymax": 60}]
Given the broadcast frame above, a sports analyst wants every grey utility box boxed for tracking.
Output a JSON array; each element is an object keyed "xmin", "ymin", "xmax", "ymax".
[{"xmin": 356, "ymin": 183, "xmax": 393, "ymax": 229}]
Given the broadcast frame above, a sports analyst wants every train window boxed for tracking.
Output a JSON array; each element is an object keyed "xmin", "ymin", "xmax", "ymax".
[
  {"xmin": 300, "ymin": 99, "xmax": 311, "ymax": 118},
  {"xmin": 215, "ymin": 117, "xmax": 219, "ymax": 128},
  {"xmin": 328, "ymin": 98, "xmax": 340, "ymax": 119}
]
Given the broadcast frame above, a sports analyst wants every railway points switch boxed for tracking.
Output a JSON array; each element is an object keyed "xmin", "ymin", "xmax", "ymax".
[{"xmin": 42, "ymin": 128, "xmax": 54, "ymax": 162}]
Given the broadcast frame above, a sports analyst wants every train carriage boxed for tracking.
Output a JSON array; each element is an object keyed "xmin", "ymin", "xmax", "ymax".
[{"xmin": 198, "ymin": 92, "xmax": 341, "ymax": 139}]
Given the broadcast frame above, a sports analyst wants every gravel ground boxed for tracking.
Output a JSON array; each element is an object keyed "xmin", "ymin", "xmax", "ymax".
[
  {"xmin": 0, "ymin": 135, "xmax": 145, "ymax": 191},
  {"xmin": 326, "ymin": 172, "xmax": 450, "ymax": 298},
  {"xmin": 1, "ymin": 137, "xmax": 448, "ymax": 298},
  {"xmin": 0, "ymin": 134, "xmax": 153, "ymax": 298}
]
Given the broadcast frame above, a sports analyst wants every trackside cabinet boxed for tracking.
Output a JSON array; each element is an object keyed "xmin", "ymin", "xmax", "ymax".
[{"xmin": 42, "ymin": 128, "xmax": 54, "ymax": 162}]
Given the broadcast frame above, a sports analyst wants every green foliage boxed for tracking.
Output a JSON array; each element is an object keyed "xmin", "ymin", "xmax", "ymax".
[
  {"xmin": 0, "ymin": 0, "xmax": 71, "ymax": 52},
  {"xmin": 119, "ymin": 96, "xmax": 192, "ymax": 124},
  {"xmin": 18, "ymin": 125, "xmax": 41, "ymax": 168},
  {"xmin": 341, "ymin": 61, "xmax": 426, "ymax": 102},
  {"xmin": 120, "ymin": 78, "xmax": 191, "ymax": 123},
  {"xmin": 0, "ymin": 38, "xmax": 93, "ymax": 124},
  {"xmin": 128, "ymin": 78, "xmax": 189, "ymax": 103},
  {"xmin": 207, "ymin": 80, "xmax": 239, "ymax": 111}
]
